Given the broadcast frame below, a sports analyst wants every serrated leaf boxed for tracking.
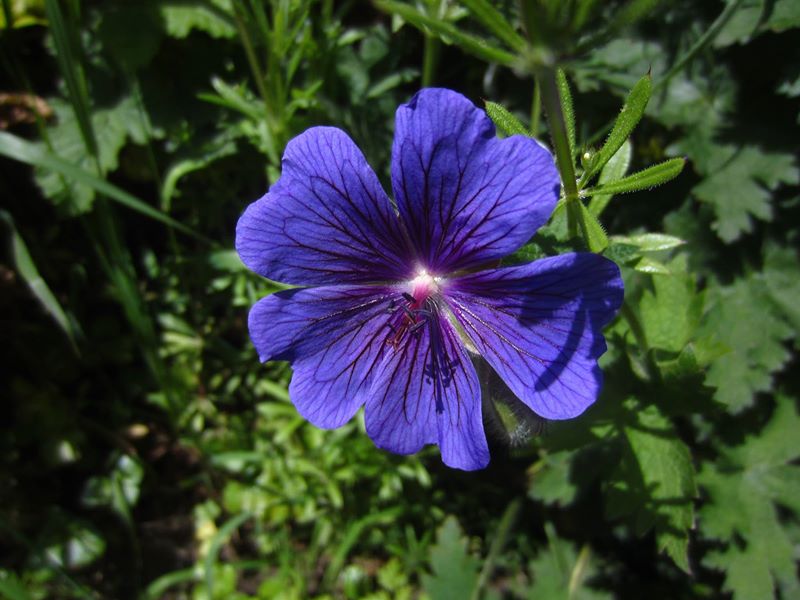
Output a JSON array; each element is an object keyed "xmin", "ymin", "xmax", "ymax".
[
  {"xmin": 584, "ymin": 158, "xmax": 685, "ymax": 197},
  {"xmin": 692, "ymin": 145, "xmax": 798, "ymax": 242},
  {"xmin": 33, "ymin": 97, "xmax": 148, "ymax": 214},
  {"xmin": 702, "ymin": 272, "xmax": 794, "ymax": 411},
  {"xmin": 622, "ymin": 404, "xmax": 697, "ymax": 572},
  {"xmin": 582, "ymin": 74, "xmax": 651, "ymax": 182},
  {"xmin": 421, "ymin": 516, "xmax": 480, "ymax": 600},
  {"xmin": 588, "ymin": 140, "xmax": 631, "ymax": 216},
  {"xmin": 640, "ymin": 259, "xmax": 703, "ymax": 353},
  {"xmin": 699, "ymin": 395, "xmax": 800, "ymax": 599},
  {"xmin": 762, "ymin": 242, "xmax": 800, "ymax": 332},
  {"xmin": 528, "ymin": 452, "xmax": 580, "ymax": 507},
  {"xmin": 0, "ymin": 131, "xmax": 203, "ymax": 239},
  {"xmin": 528, "ymin": 527, "xmax": 611, "ymax": 599},
  {"xmin": 484, "ymin": 101, "xmax": 528, "ymax": 137}
]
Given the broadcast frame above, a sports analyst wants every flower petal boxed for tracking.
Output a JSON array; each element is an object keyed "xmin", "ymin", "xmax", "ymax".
[
  {"xmin": 391, "ymin": 88, "xmax": 559, "ymax": 273},
  {"xmin": 364, "ymin": 307, "xmax": 489, "ymax": 470},
  {"xmin": 446, "ymin": 254, "xmax": 624, "ymax": 420},
  {"xmin": 248, "ymin": 285, "xmax": 397, "ymax": 428},
  {"xmin": 236, "ymin": 127, "xmax": 411, "ymax": 286}
]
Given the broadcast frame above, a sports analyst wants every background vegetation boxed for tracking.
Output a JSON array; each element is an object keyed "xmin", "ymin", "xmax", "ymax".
[{"xmin": 1, "ymin": 0, "xmax": 798, "ymax": 598}]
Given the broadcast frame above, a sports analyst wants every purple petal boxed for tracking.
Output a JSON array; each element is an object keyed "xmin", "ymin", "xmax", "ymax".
[
  {"xmin": 391, "ymin": 88, "xmax": 560, "ymax": 274},
  {"xmin": 236, "ymin": 127, "xmax": 411, "ymax": 286},
  {"xmin": 445, "ymin": 254, "xmax": 624, "ymax": 420},
  {"xmin": 248, "ymin": 285, "xmax": 397, "ymax": 428},
  {"xmin": 364, "ymin": 306, "xmax": 489, "ymax": 470}
]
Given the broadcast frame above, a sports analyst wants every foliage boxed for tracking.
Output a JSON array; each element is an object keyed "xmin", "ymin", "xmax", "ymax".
[{"xmin": 1, "ymin": 0, "xmax": 799, "ymax": 598}]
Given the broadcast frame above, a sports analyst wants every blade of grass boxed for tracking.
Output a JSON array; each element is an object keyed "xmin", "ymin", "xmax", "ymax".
[
  {"xmin": 204, "ymin": 512, "xmax": 253, "ymax": 598},
  {"xmin": 461, "ymin": 0, "xmax": 526, "ymax": 50},
  {"xmin": 0, "ymin": 209, "xmax": 82, "ymax": 352},
  {"xmin": 43, "ymin": 0, "xmax": 96, "ymax": 156},
  {"xmin": 0, "ymin": 131, "xmax": 209, "ymax": 242},
  {"xmin": 375, "ymin": 0, "xmax": 516, "ymax": 65}
]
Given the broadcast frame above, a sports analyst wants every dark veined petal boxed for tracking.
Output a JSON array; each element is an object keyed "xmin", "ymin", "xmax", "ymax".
[
  {"xmin": 248, "ymin": 285, "xmax": 398, "ymax": 428},
  {"xmin": 364, "ymin": 305, "xmax": 489, "ymax": 471},
  {"xmin": 391, "ymin": 88, "xmax": 560, "ymax": 273},
  {"xmin": 236, "ymin": 127, "xmax": 411, "ymax": 286},
  {"xmin": 446, "ymin": 254, "xmax": 624, "ymax": 420}
]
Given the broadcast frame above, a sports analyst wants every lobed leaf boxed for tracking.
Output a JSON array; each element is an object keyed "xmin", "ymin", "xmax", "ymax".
[
  {"xmin": 622, "ymin": 404, "xmax": 697, "ymax": 572},
  {"xmin": 700, "ymin": 395, "xmax": 800, "ymax": 598}
]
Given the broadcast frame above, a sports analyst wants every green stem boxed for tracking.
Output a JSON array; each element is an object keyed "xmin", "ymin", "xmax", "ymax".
[
  {"xmin": 530, "ymin": 78, "xmax": 541, "ymax": 137},
  {"xmin": 654, "ymin": 0, "xmax": 745, "ymax": 93},
  {"xmin": 538, "ymin": 67, "xmax": 578, "ymax": 201},
  {"xmin": 538, "ymin": 66, "xmax": 580, "ymax": 235},
  {"xmin": 470, "ymin": 498, "xmax": 522, "ymax": 600},
  {"xmin": 231, "ymin": 1, "xmax": 272, "ymax": 125},
  {"xmin": 422, "ymin": 33, "xmax": 439, "ymax": 87}
]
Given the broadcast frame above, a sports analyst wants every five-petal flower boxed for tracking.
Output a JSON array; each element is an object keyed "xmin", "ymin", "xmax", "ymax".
[{"xmin": 236, "ymin": 88, "xmax": 624, "ymax": 471}]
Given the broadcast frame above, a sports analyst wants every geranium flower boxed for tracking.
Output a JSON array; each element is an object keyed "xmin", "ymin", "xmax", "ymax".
[{"xmin": 236, "ymin": 88, "xmax": 623, "ymax": 471}]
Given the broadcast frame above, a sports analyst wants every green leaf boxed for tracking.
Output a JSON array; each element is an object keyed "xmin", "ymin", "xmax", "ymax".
[
  {"xmin": 700, "ymin": 395, "xmax": 800, "ymax": 599},
  {"xmin": 375, "ymin": 0, "xmax": 516, "ymax": 65},
  {"xmin": 96, "ymin": 2, "xmax": 163, "ymax": 72},
  {"xmin": 0, "ymin": 209, "xmax": 81, "ymax": 351},
  {"xmin": 575, "ymin": 200, "xmax": 609, "ymax": 252},
  {"xmin": 762, "ymin": 242, "xmax": 800, "ymax": 331},
  {"xmin": 0, "ymin": 131, "xmax": 205, "ymax": 241},
  {"xmin": 583, "ymin": 158, "xmax": 685, "ymax": 197},
  {"xmin": 556, "ymin": 68, "xmax": 576, "ymax": 160},
  {"xmin": 460, "ymin": 0, "xmax": 525, "ymax": 50},
  {"xmin": 702, "ymin": 272, "xmax": 794, "ymax": 411},
  {"xmin": 0, "ymin": 572, "xmax": 34, "ymax": 600},
  {"xmin": 527, "ymin": 526, "xmax": 610, "ymax": 599},
  {"xmin": 639, "ymin": 259, "xmax": 704, "ymax": 353},
  {"xmin": 610, "ymin": 232, "xmax": 685, "ymax": 252},
  {"xmin": 484, "ymin": 101, "xmax": 529, "ymax": 137},
  {"xmin": 622, "ymin": 404, "xmax": 696, "ymax": 572},
  {"xmin": 421, "ymin": 516, "xmax": 480, "ymax": 600},
  {"xmin": 528, "ymin": 451, "xmax": 581, "ymax": 507},
  {"xmin": 588, "ymin": 140, "xmax": 631, "ymax": 216},
  {"xmin": 767, "ymin": 0, "xmax": 800, "ymax": 31},
  {"xmin": 33, "ymin": 97, "xmax": 148, "ymax": 214},
  {"xmin": 159, "ymin": 0, "xmax": 236, "ymax": 39},
  {"xmin": 82, "ymin": 454, "xmax": 144, "ymax": 527},
  {"xmin": 582, "ymin": 73, "xmax": 651, "ymax": 183},
  {"xmin": 161, "ymin": 130, "xmax": 238, "ymax": 211},
  {"xmin": 692, "ymin": 145, "xmax": 798, "ymax": 242}
]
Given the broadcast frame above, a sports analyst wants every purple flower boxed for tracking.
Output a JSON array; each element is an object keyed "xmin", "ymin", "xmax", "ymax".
[{"xmin": 236, "ymin": 88, "xmax": 623, "ymax": 471}]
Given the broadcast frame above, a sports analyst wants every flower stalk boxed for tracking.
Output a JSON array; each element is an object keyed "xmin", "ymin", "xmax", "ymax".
[{"xmin": 537, "ymin": 65, "xmax": 581, "ymax": 237}]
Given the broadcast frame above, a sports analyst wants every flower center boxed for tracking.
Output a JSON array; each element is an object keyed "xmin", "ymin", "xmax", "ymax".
[{"xmin": 385, "ymin": 269, "xmax": 442, "ymax": 348}]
